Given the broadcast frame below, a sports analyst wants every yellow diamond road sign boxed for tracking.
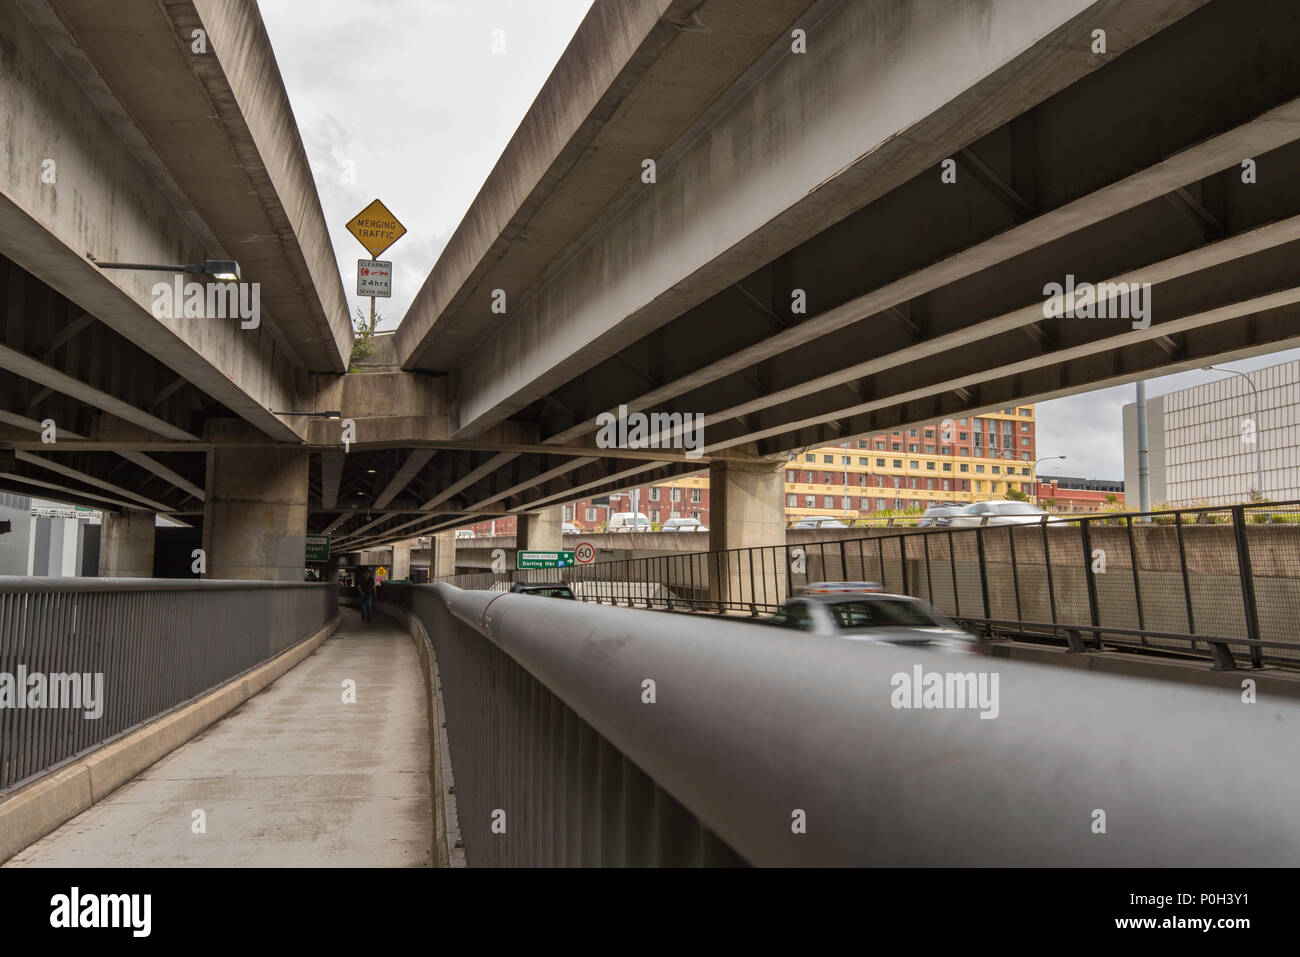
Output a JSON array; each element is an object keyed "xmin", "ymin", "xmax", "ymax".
[{"xmin": 346, "ymin": 199, "xmax": 406, "ymax": 258}]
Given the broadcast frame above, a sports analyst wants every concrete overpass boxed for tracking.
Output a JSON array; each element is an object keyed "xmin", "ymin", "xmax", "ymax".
[{"xmin": 5, "ymin": 0, "xmax": 1300, "ymax": 574}]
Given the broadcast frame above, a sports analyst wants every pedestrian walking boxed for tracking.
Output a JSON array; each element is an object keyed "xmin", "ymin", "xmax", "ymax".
[{"xmin": 359, "ymin": 570, "xmax": 375, "ymax": 622}]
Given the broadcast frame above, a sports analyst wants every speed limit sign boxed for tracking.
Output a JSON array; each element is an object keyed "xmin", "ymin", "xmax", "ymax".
[{"xmin": 575, "ymin": 541, "xmax": 596, "ymax": 565}]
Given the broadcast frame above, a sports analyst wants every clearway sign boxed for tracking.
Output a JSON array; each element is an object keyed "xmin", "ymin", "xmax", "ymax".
[{"xmin": 356, "ymin": 260, "xmax": 392, "ymax": 298}]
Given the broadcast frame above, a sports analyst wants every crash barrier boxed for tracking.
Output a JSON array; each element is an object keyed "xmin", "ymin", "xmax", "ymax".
[{"xmin": 379, "ymin": 582, "xmax": 1300, "ymax": 866}]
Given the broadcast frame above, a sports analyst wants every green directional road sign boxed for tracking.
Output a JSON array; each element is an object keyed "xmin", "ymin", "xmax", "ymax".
[
  {"xmin": 305, "ymin": 535, "xmax": 331, "ymax": 564},
  {"xmin": 516, "ymin": 550, "xmax": 576, "ymax": 570}
]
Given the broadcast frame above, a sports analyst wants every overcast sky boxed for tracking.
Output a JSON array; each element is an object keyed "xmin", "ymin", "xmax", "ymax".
[{"xmin": 258, "ymin": 0, "xmax": 1300, "ymax": 484}]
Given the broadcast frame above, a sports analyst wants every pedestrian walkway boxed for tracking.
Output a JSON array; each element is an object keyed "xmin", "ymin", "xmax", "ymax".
[{"xmin": 5, "ymin": 608, "xmax": 432, "ymax": 867}]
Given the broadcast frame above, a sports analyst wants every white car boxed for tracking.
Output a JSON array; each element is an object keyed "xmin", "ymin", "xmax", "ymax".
[
  {"xmin": 562, "ymin": 522, "xmax": 579, "ymax": 535},
  {"xmin": 454, "ymin": 529, "xmax": 475, "ymax": 539},
  {"xmin": 660, "ymin": 517, "xmax": 708, "ymax": 532},
  {"xmin": 790, "ymin": 515, "xmax": 849, "ymax": 529},
  {"xmin": 950, "ymin": 501, "xmax": 1051, "ymax": 526},
  {"xmin": 607, "ymin": 511, "xmax": 652, "ymax": 532}
]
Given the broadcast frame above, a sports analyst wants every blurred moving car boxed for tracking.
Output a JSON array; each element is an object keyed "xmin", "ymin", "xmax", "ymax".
[
  {"xmin": 454, "ymin": 529, "xmax": 475, "ymax": 539},
  {"xmin": 761, "ymin": 592, "xmax": 980, "ymax": 650},
  {"xmin": 791, "ymin": 515, "xmax": 849, "ymax": 529},
  {"xmin": 949, "ymin": 500, "xmax": 1051, "ymax": 527},
  {"xmin": 801, "ymin": 581, "xmax": 884, "ymax": 595},
  {"xmin": 918, "ymin": 503, "xmax": 966, "ymax": 527},
  {"xmin": 607, "ymin": 511, "xmax": 652, "ymax": 532},
  {"xmin": 509, "ymin": 582, "xmax": 576, "ymax": 599},
  {"xmin": 562, "ymin": 522, "xmax": 580, "ymax": 535},
  {"xmin": 660, "ymin": 517, "xmax": 708, "ymax": 532}
]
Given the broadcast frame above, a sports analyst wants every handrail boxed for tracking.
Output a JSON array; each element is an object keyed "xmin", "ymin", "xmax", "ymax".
[{"xmin": 403, "ymin": 582, "xmax": 1300, "ymax": 866}]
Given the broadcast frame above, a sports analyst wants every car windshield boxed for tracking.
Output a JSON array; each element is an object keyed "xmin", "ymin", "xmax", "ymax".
[
  {"xmin": 827, "ymin": 598, "xmax": 940, "ymax": 629},
  {"xmin": 996, "ymin": 503, "xmax": 1042, "ymax": 515},
  {"xmin": 524, "ymin": 587, "xmax": 574, "ymax": 599}
]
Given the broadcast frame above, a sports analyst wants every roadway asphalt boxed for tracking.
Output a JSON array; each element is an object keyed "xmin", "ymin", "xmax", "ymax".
[{"xmin": 5, "ymin": 608, "xmax": 432, "ymax": 867}]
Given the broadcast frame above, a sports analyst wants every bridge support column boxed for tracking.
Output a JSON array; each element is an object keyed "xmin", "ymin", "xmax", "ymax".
[
  {"xmin": 98, "ymin": 511, "xmax": 155, "ymax": 577},
  {"xmin": 708, "ymin": 452, "xmax": 787, "ymax": 610},
  {"xmin": 432, "ymin": 531, "xmax": 457, "ymax": 579},
  {"xmin": 392, "ymin": 542, "xmax": 411, "ymax": 581},
  {"xmin": 517, "ymin": 507, "xmax": 562, "ymax": 551},
  {"xmin": 202, "ymin": 426, "xmax": 308, "ymax": 581}
]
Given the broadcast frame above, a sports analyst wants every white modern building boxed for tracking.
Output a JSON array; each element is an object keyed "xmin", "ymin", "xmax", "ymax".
[{"xmin": 1123, "ymin": 357, "xmax": 1300, "ymax": 507}]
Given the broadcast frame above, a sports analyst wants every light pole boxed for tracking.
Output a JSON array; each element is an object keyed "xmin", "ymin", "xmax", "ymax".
[
  {"xmin": 1034, "ymin": 455, "xmax": 1067, "ymax": 506},
  {"xmin": 1204, "ymin": 365, "xmax": 1264, "ymax": 500}
]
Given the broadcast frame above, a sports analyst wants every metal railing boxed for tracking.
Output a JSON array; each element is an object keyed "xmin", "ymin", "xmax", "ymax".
[
  {"xmin": 0, "ymin": 578, "xmax": 337, "ymax": 792},
  {"xmin": 437, "ymin": 500, "xmax": 1300, "ymax": 670},
  {"xmin": 377, "ymin": 582, "xmax": 1300, "ymax": 866}
]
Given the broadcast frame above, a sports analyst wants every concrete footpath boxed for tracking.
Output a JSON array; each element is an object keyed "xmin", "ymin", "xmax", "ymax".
[{"xmin": 5, "ymin": 608, "xmax": 432, "ymax": 867}]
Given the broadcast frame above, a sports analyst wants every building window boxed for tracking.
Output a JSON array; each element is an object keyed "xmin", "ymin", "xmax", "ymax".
[
  {"xmin": 909, "ymin": 460, "xmax": 919, "ymax": 469},
  {"xmin": 690, "ymin": 488, "xmax": 702, "ymax": 503},
  {"xmin": 876, "ymin": 458, "xmax": 886, "ymax": 467},
  {"xmin": 585, "ymin": 508, "xmax": 597, "ymax": 521},
  {"xmin": 1021, "ymin": 423, "xmax": 1031, "ymax": 432},
  {"xmin": 823, "ymin": 455, "xmax": 833, "ymax": 463},
  {"xmin": 823, "ymin": 496, "xmax": 834, "ymax": 508},
  {"xmin": 651, "ymin": 510, "xmax": 660, "ymax": 523},
  {"xmin": 893, "ymin": 459, "xmax": 903, "ymax": 469},
  {"xmin": 991, "ymin": 466, "xmax": 1000, "ymax": 474},
  {"xmin": 1021, "ymin": 438, "xmax": 1030, "ymax": 447},
  {"xmin": 926, "ymin": 461, "xmax": 936, "ymax": 471},
  {"xmin": 958, "ymin": 432, "xmax": 968, "ymax": 441},
  {"xmin": 671, "ymin": 488, "xmax": 681, "ymax": 502},
  {"xmin": 806, "ymin": 471, "xmax": 815, "ymax": 482},
  {"xmin": 691, "ymin": 511, "xmax": 701, "ymax": 520},
  {"xmin": 892, "ymin": 443, "xmax": 901, "ymax": 452},
  {"xmin": 563, "ymin": 506, "xmax": 572, "ymax": 521},
  {"xmin": 858, "ymin": 457, "xmax": 868, "ymax": 466},
  {"xmin": 805, "ymin": 495, "xmax": 816, "ymax": 508},
  {"xmin": 959, "ymin": 464, "xmax": 969, "ymax": 473},
  {"xmin": 787, "ymin": 494, "xmax": 797, "ymax": 507},
  {"xmin": 942, "ymin": 462, "xmax": 952, "ymax": 471},
  {"xmin": 649, "ymin": 487, "xmax": 660, "ymax": 501},
  {"xmin": 805, "ymin": 454, "xmax": 814, "ymax": 461}
]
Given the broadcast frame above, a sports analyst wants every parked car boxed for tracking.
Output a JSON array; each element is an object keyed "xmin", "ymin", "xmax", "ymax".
[
  {"xmin": 918, "ymin": 503, "xmax": 966, "ymax": 527},
  {"xmin": 454, "ymin": 529, "xmax": 475, "ymax": 539},
  {"xmin": 949, "ymin": 500, "xmax": 1051, "ymax": 527},
  {"xmin": 509, "ymin": 581, "xmax": 576, "ymax": 599},
  {"xmin": 791, "ymin": 515, "xmax": 849, "ymax": 529},
  {"xmin": 760, "ymin": 593, "xmax": 980, "ymax": 650},
  {"xmin": 607, "ymin": 511, "xmax": 652, "ymax": 532},
  {"xmin": 660, "ymin": 517, "xmax": 708, "ymax": 532},
  {"xmin": 562, "ymin": 522, "xmax": 579, "ymax": 535}
]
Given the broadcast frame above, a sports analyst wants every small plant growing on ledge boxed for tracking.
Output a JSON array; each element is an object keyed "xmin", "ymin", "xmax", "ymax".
[{"xmin": 349, "ymin": 308, "xmax": 380, "ymax": 372}]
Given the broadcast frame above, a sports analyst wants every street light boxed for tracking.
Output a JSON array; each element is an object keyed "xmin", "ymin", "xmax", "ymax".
[
  {"xmin": 1033, "ymin": 455, "xmax": 1067, "ymax": 506},
  {"xmin": 273, "ymin": 410, "xmax": 342, "ymax": 419},
  {"xmin": 89, "ymin": 254, "xmax": 241, "ymax": 281},
  {"xmin": 1203, "ymin": 365, "xmax": 1264, "ymax": 499}
]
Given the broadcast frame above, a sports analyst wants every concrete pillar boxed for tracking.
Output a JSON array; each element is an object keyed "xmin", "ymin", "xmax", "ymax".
[
  {"xmin": 203, "ymin": 441, "xmax": 309, "ymax": 581},
  {"xmin": 517, "ymin": 507, "xmax": 562, "ymax": 550},
  {"xmin": 432, "ymin": 531, "xmax": 457, "ymax": 579},
  {"xmin": 98, "ymin": 510, "xmax": 155, "ymax": 577},
  {"xmin": 392, "ymin": 542, "xmax": 411, "ymax": 581},
  {"xmin": 708, "ymin": 453, "xmax": 787, "ymax": 608}
]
